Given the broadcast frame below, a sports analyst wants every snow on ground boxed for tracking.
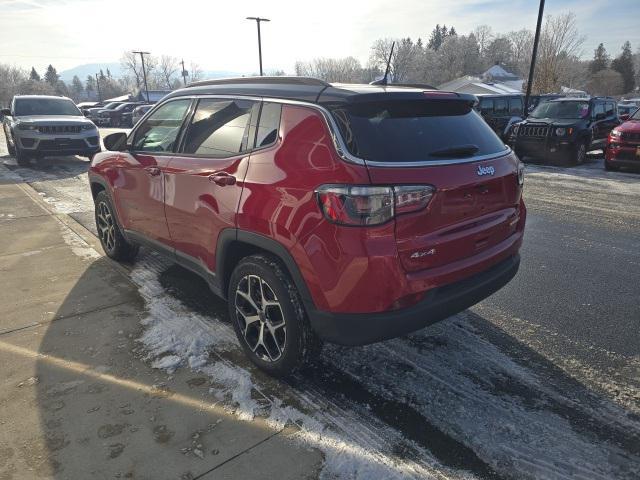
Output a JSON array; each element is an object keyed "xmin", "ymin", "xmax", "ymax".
[{"xmin": 2, "ymin": 147, "xmax": 639, "ymax": 479}]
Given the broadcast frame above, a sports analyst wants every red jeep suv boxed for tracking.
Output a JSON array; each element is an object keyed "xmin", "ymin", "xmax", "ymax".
[
  {"xmin": 606, "ymin": 106, "xmax": 640, "ymax": 171},
  {"xmin": 89, "ymin": 77, "xmax": 526, "ymax": 376}
]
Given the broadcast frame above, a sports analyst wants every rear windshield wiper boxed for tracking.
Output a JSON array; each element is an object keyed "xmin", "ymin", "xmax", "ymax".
[{"xmin": 429, "ymin": 144, "xmax": 479, "ymax": 158}]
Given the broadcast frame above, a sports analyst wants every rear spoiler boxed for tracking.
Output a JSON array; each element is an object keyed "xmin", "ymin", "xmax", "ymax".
[{"xmin": 319, "ymin": 90, "xmax": 477, "ymax": 107}]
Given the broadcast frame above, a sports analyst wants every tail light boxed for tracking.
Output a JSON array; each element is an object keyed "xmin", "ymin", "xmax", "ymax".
[{"xmin": 316, "ymin": 185, "xmax": 434, "ymax": 226}]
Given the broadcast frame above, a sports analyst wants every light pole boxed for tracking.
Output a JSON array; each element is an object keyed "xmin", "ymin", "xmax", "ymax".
[
  {"xmin": 180, "ymin": 59, "xmax": 188, "ymax": 86},
  {"xmin": 95, "ymin": 73, "xmax": 102, "ymax": 102},
  {"xmin": 524, "ymin": 0, "xmax": 545, "ymax": 114},
  {"xmin": 246, "ymin": 17, "xmax": 270, "ymax": 76},
  {"xmin": 133, "ymin": 51, "xmax": 151, "ymax": 102}
]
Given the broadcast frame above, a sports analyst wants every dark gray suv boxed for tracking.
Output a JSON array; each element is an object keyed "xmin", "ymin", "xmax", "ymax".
[{"xmin": 1, "ymin": 95, "xmax": 100, "ymax": 166}]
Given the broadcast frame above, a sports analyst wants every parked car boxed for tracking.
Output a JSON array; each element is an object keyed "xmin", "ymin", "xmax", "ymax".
[
  {"xmin": 1, "ymin": 95, "xmax": 100, "ymax": 166},
  {"xmin": 511, "ymin": 97, "xmax": 620, "ymax": 165},
  {"xmin": 98, "ymin": 102, "xmax": 144, "ymax": 127},
  {"xmin": 526, "ymin": 94, "xmax": 564, "ymax": 113},
  {"xmin": 475, "ymin": 94, "xmax": 524, "ymax": 141},
  {"xmin": 617, "ymin": 103, "xmax": 637, "ymax": 119},
  {"xmin": 89, "ymin": 77, "xmax": 526, "ymax": 376},
  {"xmin": 605, "ymin": 106, "xmax": 640, "ymax": 171},
  {"xmin": 131, "ymin": 104, "xmax": 152, "ymax": 126},
  {"xmin": 77, "ymin": 101, "xmax": 100, "ymax": 116},
  {"xmin": 86, "ymin": 101, "xmax": 126, "ymax": 125}
]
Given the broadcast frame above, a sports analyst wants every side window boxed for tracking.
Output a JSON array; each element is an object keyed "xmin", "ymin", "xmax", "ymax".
[
  {"xmin": 509, "ymin": 97, "xmax": 523, "ymax": 115},
  {"xmin": 255, "ymin": 103, "xmax": 282, "ymax": 148},
  {"xmin": 593, "ymin": 103, "xmax": 605, "ymax": 117},
  {"xmin": 606, "ymin": 102, "xmax": 615, "ymax": 116},
  {"xmin": 494, "ymin": 98, "xmax": 508, "ymax": 115},
  {"xmin": 132, "ymin": 99, "xmax": 191, "ymax": 152},
  {"xmin": 479, "ymin": 98, "xmax": 494, "ymax": 114},
  {"xmin": 182, "ymin": 98, "xmax": 255, "ymax": 157}
]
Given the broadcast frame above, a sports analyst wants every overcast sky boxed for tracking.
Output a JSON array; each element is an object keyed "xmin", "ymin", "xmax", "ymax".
[{"xmin": 1, "ymin": 0, "xmax": 637, "ymax": 75}]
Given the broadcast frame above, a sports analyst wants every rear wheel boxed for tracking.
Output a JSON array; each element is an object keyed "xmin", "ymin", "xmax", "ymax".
[
  {"xmin": 228, "ymin": 254, "xmax": 321, "ymax": 377},
  {"xmin": 94, "ymin": 190, "xmax": 139, "ymax": 262}
]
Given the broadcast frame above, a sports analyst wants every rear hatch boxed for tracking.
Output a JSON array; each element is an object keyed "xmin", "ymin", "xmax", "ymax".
[{"xmin": 326, "ymin": 93, "xmax": 523, "ymax": 273}]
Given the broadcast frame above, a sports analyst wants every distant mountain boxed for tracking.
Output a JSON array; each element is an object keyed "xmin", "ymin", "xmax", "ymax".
[
  {"xmin": 59, "ymin": 63, "xmax": 123, "ymax": 82},
  {"xmin": 59, "ymin": 63, "xmax": 246, "ymax": 84}
]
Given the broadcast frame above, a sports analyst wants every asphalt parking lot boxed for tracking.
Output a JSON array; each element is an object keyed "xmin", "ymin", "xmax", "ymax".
[{"xmin": 0, "ymin": 128, "xmax": 638, "ymax": 479}]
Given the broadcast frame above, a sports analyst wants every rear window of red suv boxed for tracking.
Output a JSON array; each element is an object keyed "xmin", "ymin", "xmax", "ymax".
[{"xmin": 329, "ymin": 100, "xmax": 507, "ymax": 163}]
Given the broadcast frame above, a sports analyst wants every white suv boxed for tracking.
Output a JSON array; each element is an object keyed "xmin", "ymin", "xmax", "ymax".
[{"xmin": 1, "ymin": 95, "xmax": 100, "ymax": 166}]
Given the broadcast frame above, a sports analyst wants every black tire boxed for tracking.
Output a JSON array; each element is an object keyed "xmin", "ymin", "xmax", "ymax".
[
  {"xmin": 4, "ymin": 128, "xmax": 16, "ymax": 156},
  {"xmin": 15, "ymin": 145, "xmax": 31, "ymax": 167},
  {"xmin": 570, "ymin": 140, "xmax": 587, "ymax": 166},
  {"xmin": 604, "ymin": 160, "xmax": 619, "ymax": 172},
  {"xmin": 94, "ymin": 190, "xmax": 139, "ymax": 262},
  {"xmin": 228, "ymin": 254, "xmax": 321, "ymax": 377}
]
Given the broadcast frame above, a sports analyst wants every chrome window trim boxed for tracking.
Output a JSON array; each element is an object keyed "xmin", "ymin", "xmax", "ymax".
[{"xmin": 143, "ymin": 94, "xmax": 512, "ymax": 167}]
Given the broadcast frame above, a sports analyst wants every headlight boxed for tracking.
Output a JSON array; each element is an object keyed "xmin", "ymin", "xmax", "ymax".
[
  {"xmin": 17, "ymin": 123, "xmax": 38, "ymax": 131},
  {"xmin": 555, "ymin": 127, "xmax": 566, "ymax": 136},
  {"xmin": 610, "ymin": 129, "xmax": 622, "ymax": 138},
  {"xmin": 81, "ymin": 123, "xmax": 96, "ymax": 130}
]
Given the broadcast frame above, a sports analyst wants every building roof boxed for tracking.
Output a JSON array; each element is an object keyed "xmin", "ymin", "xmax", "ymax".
[
  {"xmin": 483, "ymin": 64, "xmax": 520, "ymax": 82},
  {"xmin": 437, "ymin": 76, "xmax": 521, "ymax": 95},
  {"xmin": 164, "ymin": 76, "xmax": 475, "ymax": 106}
]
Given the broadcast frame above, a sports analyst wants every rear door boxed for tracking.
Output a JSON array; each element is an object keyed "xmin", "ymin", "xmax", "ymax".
[
  {"xmin": 329, "ymin": 98, "xmax": 522, "ymax": 273},
  {"xmin": 163, "ymin": 97, "xmax": 261, "ymax": 272},
  {"xmin": 115, "ymin": 98, "xmax": 192, "ymax": 245}
]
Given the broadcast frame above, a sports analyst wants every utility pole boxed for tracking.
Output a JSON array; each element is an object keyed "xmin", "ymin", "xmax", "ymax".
[
  {"xmin": 180, "ymin": 59, "xmax": 188, "ymax": 86},
  {"xmin": 95, "ymin": 73, "xmax": 102, "ymax": 102},
  {"xmin": 133, "ymin": 51, "xmax": 151, "ymax": 102},
  {"xmin": 524, "ymin": 0, "xmax": 545, "ymax": 115},
  {"xmin": 246, "ymin": 17, "xmax": 270, "ymax": 76}
]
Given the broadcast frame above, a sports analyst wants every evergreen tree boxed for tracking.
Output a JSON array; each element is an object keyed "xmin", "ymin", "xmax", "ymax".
[
  {"xmin": 71, "ymin": 75, "xmax": 84, "ymax": 99},
  {"xmin": 29, "ymin": 67, "xmax": 41, "ymax": 81},
  {"xmin": 99, "ymin": 69, "xmax": 106, "ymax": 80},
  {"xmin": 449, "ymin": 26, "xmax": 457, "ymax": 37},
  {"xmin": 611, "ymin": 41, "xmax": 636, "ymax": 93},
  {"xmin": 85, "ymin": 75, "xmax": 96, "ymax": 98},
  {"xmin": 590, "ymin": 43, "xmax": 609, "ymax": 74},
  {"xmin": 106, "ymin": 68, "xmax": 112, "ymax": 78},
  {"xmin": 44, "ymin": 64, "xmax": 59, "ymax": 86},
  {"xmin": 428, "ymin": 24, "xmax": 444, "ymax": 51}
]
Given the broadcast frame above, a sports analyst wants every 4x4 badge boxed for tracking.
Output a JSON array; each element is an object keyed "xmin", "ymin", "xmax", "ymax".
[{"xmin": 477, "ymin": 165, "xmax": 495, "ymax": 176}]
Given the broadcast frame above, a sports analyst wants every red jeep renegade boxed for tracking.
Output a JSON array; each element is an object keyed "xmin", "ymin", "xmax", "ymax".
[{"xmin": 89, "ymin": 77, "xmax": 526, "ymax": 376}]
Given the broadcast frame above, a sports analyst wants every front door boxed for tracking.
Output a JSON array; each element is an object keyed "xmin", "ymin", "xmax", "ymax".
[
  {"xmin": 164, "ymin": 98, "xmax": 259, "ymax": 273},
  {"xmin": 114, "ymin": 98, "xmax": 192, "ymax": 246}
]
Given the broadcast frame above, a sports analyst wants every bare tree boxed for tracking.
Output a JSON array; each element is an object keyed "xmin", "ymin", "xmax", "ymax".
[
  {"xmin": 588, "ymin": 69, "xmax": 624, "ymax": 96},
  {"xmin": 121, "ymin": 52, "xmax": 142, "ymax": 88},
  {"xmin": 369, "ymin": 38, "xmax": 422, "ymax": 83},
  {"xmin": 434, "ymin": 34, "xmax": 483, "ymax": 85},
  {"xmin": 473, "ymin": 25, "xmax": 494, "ymax": 56},
  {"xmin": 189, "ymin": 62, "xmax": 203, "ymax": 83},
  {"xmin": 295, "ymin": 57, "xmax": 363, "ymax": 82},
  {"xmin": 507, "ymin": 29, "xmax": 534, "ymax": 78},
  {"xmin": 158, "ymin": 55, "xmax": 179, "ymax": 89},
  {"xmin": 534, "ymin": 13, "xmax": 585, "ymax": 93},
  {"xmin": 0, "ymin": 64, "xmax": 27, "ymax": 106}
]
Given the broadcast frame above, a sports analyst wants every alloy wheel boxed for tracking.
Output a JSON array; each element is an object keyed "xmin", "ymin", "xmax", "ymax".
[
  {"xmin": 96, "ymin": 201, "xmax": 116, "ymax": 252},
  {"xmin": 235, "ymin": 274, "xmax": 287, "ymax": 362}
]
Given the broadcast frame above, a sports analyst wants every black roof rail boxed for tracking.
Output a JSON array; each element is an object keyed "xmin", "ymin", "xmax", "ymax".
[{"xmin": 189, "ymin": 76, "xmax": 330, "ymax": 88}]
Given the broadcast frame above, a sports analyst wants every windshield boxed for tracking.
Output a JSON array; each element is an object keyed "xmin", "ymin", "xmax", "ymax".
[
  {"xmin": 102, "ymin": 102, "xmax": 121, "ymax": 109},
  {"xmin": 530, "ymin": 101, "xmax": 589, "ymax": 120},
  {"xmin": 630, "ymin": 108, "xmax": 640, "ymax": 120},
  {"xmin": 14, "ymin": 98, "xmax": 81, "ymax": 116},
  {"xmin": 329, "ymin": 99, "xmax": 507, "ymax": 163}
]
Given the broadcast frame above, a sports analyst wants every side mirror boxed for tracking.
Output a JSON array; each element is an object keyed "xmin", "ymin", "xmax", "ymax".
[
  {"xmin": 620, "ymin": 114, "xmax": 630, "ymax": 121},
  {"xmin": 103, "ymin": 132, "xmax": 128, "ymax": 151},
  {"xmin": 0, "ymin": 108, "xmax": 11, "ymax": 118}
]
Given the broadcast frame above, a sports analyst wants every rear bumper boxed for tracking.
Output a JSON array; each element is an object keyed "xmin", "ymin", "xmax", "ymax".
[{"xmin": 308, "ymin": 254, "xmax": 520, "ymax": 346}]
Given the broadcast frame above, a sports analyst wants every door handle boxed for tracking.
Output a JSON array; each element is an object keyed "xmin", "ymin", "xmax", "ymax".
[
  {"xmin": 209, "ymin": 172, "xmax": 236, "ymax": 186},
  {"xmin": 145, "ymin": 166, "xmax": 161, "ymax": 176}
]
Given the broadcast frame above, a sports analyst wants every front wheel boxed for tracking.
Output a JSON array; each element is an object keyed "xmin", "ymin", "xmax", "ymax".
[
  {"xmin": 94, "ymin": 190, "xmax": 139, "ymax": 262},
  {"xmin": 570, "ymin": 141, "xmax": 587, "ymax": 166},
  {"xmin": 228, "ymin": 254, "xmax": 321, "ymax": 377},
  {"xmin": 15, "ymin": 145, "xmax": 31, "ymax": 167}
]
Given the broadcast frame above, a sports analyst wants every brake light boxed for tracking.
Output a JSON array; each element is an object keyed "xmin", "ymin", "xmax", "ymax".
[{"xmin": 316, "ymin": 185, "xmax": 434, "ymax": 226}]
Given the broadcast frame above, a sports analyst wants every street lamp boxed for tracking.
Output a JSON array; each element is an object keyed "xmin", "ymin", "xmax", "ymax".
[
  {"xmin": 246, "ymin": 17, "xmax": 270, "ymax": 76},
  {"xmin": 524, "ymin": 0, "xmax": 546, "ymax": 114},
  {"xmin": 133, "ymin": 51, "xmax": 151, "ymax": 102}
]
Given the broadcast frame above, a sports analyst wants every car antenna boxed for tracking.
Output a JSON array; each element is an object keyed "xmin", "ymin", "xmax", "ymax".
[{"xmin": 370, "ymin": 41, "xmax": 395, "ymax": 86}]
